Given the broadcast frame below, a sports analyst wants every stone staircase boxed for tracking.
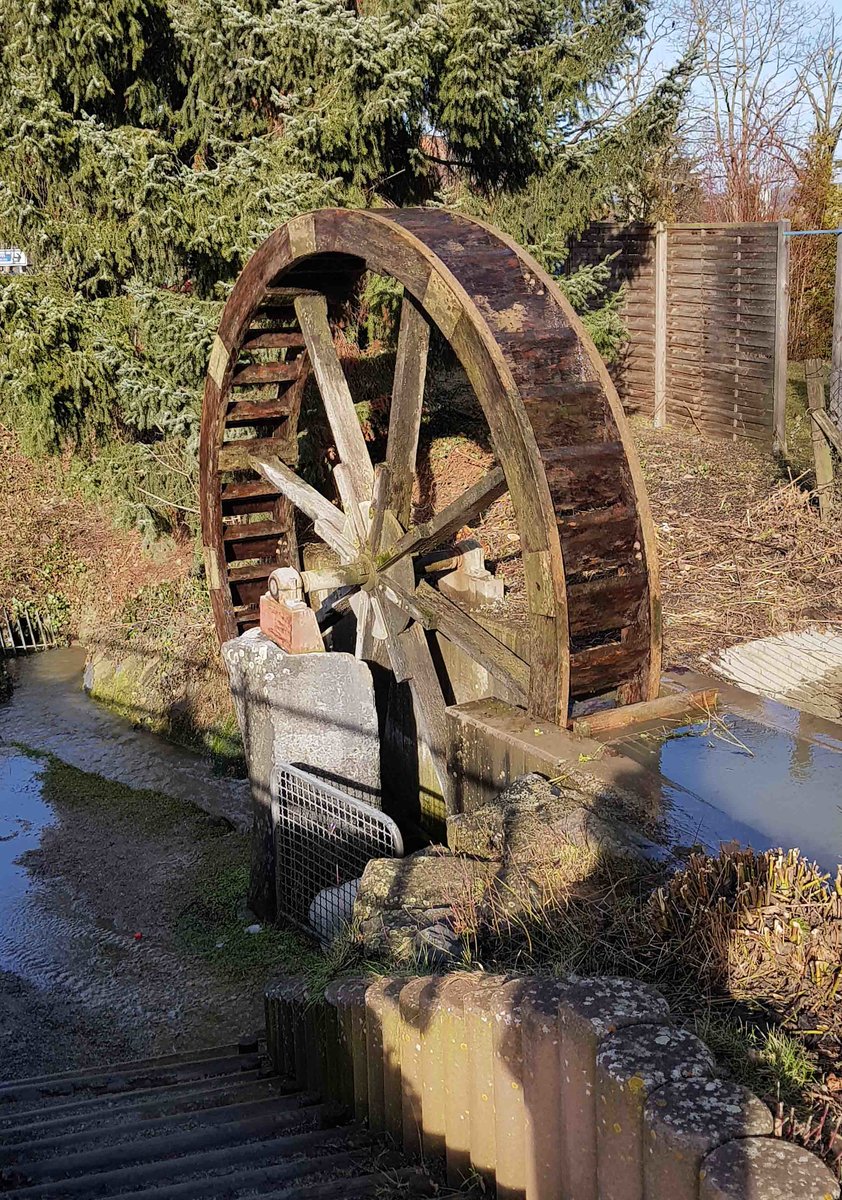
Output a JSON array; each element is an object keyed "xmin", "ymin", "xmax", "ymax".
[{"xmin": 0, "ymin": 1040, "xmax": 439, "ymax": 1198}]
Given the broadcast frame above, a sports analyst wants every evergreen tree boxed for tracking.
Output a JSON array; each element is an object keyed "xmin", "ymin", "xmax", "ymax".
[{"xmin": 0, "ymin": 0, "xmax": 688, "ymax": 534}]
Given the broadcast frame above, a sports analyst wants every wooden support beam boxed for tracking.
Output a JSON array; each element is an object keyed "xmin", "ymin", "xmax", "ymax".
[
  {"xmin": 773, "ymin": 219, "xmax": 791, "ymax": 454},
  {"xmin": 653, "ymin": 221, "xmax": 667, "ymax": 429},
  {"xmin": 570, "ymin": 688, "xmax": 719, "ymax": 739},
  {"xmin": 812, "ymin": 406, "xmax": 842, "ymax": 457},
  {"xmin": 386, "ymin": 295, "xmax": 430, "ymax": 527},
  {"xmin": 832, "ymin": 231, "xmax": 842, "ymax": 430}
]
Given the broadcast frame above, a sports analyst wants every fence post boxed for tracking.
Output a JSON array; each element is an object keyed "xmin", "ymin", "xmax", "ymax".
[
  {"xmin": 805, "ymin": 358, "xmax": 834, "ymax": 519},
  {"xmin": 831, "ymin": 231, "xmax": 842, "ymax": 431},
  {"xmin": 653, "ymin": 221, "xmax": 667, "ymax": 429},
  {"xmin": 773, "ymin": 219, "xmax": 791, "ymax": 454}
]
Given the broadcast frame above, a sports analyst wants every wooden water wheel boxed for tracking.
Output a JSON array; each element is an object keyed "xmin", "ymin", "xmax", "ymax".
[{"xmin": 200, "ymin": 209, "xmax": 662, "ymax": 764}]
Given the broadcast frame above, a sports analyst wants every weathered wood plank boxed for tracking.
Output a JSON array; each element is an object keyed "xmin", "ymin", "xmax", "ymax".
[
  {"xmin": 381, "ymin": 578, "xmax": 530, "ymax": 703},
  {"xmin": 241, "ymin": 332, "xmax": 306, "ymax": 350},
  {"xmin": 294, "ymin": 293, "xmax": 374, "ymax": 503},
  {"xmin": 232, "ymin": 361, "xmax": 300, "ymax": 386},
  {"xmin": 805, "ymin": 359, "xmax": 834, "ymax": 520},
  {"xmin": 571, "ymin": 688, "xmax": 719, "ymax": 736},
  {"xmin": 226, "ymin": 398, "xmax": 293, "ymax": 424},
  {"xmin": 218, "ymin": 436, "xmax": 295, "ymax": 471},
  {"xmin": 386, "ymin": 294, "xmax": 430, "ymax": 527}
]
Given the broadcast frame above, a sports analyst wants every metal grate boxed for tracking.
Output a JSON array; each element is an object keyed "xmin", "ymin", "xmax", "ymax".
[
  {"xmin": 1, "ymin": 605, "xmax": 58, "ymax": 656},
  {"xmin": 272, "ymin": 762, "xmax": 403, "ymax": 943}
]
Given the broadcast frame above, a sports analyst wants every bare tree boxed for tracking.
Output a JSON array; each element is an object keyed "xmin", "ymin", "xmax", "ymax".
[
  {"xmin": 788, "ymin": 14, "xmax": 842, "ymax": 360},
  {"xmin": 670, "ymin": 0, "xmax": 815, "ymax": 220}
]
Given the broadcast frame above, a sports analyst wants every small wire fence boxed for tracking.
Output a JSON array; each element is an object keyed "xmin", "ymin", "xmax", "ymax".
[
  {"xmin": 1, "ymin": 605, "xmax": 59, "ymax": 656},
  {"xmin": 272, "ymin": 762, "xmax": 403, "ymax": 943}
]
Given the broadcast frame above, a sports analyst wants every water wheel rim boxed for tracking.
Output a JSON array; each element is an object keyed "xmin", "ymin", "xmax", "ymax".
[{"xmin": 200, "ymin": 207, "xmax": 661, "ymax": 731}]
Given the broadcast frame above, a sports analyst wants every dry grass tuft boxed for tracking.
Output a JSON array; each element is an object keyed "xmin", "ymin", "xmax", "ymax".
[{"xmin": 633, "ymin": 419, "xmax": 842, "ymax": 668}]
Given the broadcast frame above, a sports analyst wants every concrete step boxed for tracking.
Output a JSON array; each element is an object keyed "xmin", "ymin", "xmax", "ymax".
[
  {"xmin": 0, "ymin": 1044, "xmax": 446, "ymax": 1199},
  {"xmin": 3, "ymin": 1101, "xmax": 328, "ymax": 1184},
  {"xmin": 0, "ymin": 1093, "xmax": 312, "ymax": 1162},
  {"xmin": 0, "ymin": 1051, "xmax": 265, "ymax": 1112},
  {"xmin": 0, "ymin": 1072, "xmax": 287, "ymax": 1140},
  {"xmin": 1, "ymin": 1042, "xmax": 260, "ymax": 1088},
  {"xmin": 2, "ymin": 1128, "xmax": 375, "ymax": 1197}
]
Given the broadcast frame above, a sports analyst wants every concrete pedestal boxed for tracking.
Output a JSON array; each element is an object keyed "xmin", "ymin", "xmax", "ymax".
[{"xmin": 222, "ymin": 629, "xmax": 381, "ymax": 921}]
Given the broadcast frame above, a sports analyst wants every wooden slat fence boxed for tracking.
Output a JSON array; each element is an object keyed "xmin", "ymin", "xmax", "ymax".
[
  {"xmin": 567, "ymin": 221, "xmax": 789, "ymax": 446},
  {"xmin": 0, "ymin": 605, "xmax": 58, "ymax": 655}
]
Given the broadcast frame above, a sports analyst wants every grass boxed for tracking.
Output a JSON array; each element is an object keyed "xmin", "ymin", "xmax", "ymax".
[
  {"xmin": 695, "ymin": 1008, "xmax": 819, "ymax": 1108},
  {"xmin": 175, "ymin": 836, "xmax": 326, "ymax": 983}
]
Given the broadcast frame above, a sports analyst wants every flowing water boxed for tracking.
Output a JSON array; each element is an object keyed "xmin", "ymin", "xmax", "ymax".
[{"xmin": 0, "ymin": 649, "xmax": 261, "ymax": 1081}]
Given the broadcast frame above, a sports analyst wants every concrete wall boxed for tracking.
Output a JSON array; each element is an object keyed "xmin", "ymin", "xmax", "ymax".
[{"xmin": 265, "ymin": 973, "xmax": 838, "ymax": 1200}]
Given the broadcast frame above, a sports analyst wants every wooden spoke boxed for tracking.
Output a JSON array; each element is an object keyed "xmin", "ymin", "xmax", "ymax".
[
  {"xmin": 368, "ymin": 463, "xmax": 391, "ymax": 556},
  {"xmin": 294, "ymin": 294, "xmax": 374, "ymax": 504},
  {"xmin": 378, "ymin": 466, "xmax": 507, "ymax": 571},
  {"xmin": 300, "ymin": 565, "xmax": 366, "ymax": 592},
  {"xmin": 373, "ymin": 594, "xmax": 451, "ymax": 805},
  {"xmin": 249, "ymin": 453, "xmax": 356, "ymax": 561},
  {"xmin": 354, "ymin": 591, "xmax": 373, "ymax": 660},
  {"xmin": 334, "ymin": 463, "xmax": 368, "ymax": 545},
  {"xmin": 385, "ymin": 294, "xmax": 430, "ymax": 527},
  {"xmin": 380, "ymin": 578, "xmax": 529, "ymax": 704}
]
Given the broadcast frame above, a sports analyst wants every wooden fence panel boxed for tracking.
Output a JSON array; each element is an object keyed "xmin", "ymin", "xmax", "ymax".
[
  {"xmin": 567, "ymin": 221, "xmax": 786, "ymax": 446},
  {"xmin": 566, "ymin": 222, "xmax": 656, "ymax": 418},
  {"xmin": 665, "ymin": 224, "xmax": 779, "ymax": 443}
]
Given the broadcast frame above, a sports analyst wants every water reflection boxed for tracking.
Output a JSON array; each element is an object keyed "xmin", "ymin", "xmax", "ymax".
[
  {"xmin": 616, "ymin": 711, "xmax": 842, "ymax": 875},
  {"xmin": 0, "ymin": 750, "xmax": 55, "ymax": 976}
]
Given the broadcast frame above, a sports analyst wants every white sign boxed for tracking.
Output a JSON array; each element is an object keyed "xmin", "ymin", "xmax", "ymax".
[{"xmin": 0, "ymin": 248, "xmax": 28, "ymax": 269}]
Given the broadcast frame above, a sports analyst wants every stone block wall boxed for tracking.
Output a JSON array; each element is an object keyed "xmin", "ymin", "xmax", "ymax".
[{"xmin": 265, "ymin": 973, "xmax": 838, "ymax": 1200}]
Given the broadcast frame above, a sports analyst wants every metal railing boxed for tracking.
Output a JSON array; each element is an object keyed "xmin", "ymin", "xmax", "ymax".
[{"xmin": 0, "ymin": 605, "xmax": 59, "ymax": 655}]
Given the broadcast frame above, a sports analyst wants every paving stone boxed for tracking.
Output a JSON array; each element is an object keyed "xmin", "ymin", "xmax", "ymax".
[
  {"xmin": 644, "ymin": 1076, "xmax": 773, "ymax": 1200},
  {"xmin": 699, "ymin": 1136, "xmax": 838, "ymax": 1200},
  {"xmin": 595, "ymin": 1023, "xmax": 717, "ymax": 1200},
  {"xmin": 557, "ymin": 977, "xmax": 670, "ymax": 1200}
]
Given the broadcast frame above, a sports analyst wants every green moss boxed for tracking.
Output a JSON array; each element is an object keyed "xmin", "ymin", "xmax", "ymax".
[
  {"xmin": 202, "ymin": 714, "xmax": 244, "ymax": 771},
  {"xmin": 15, "ymin": 744, "xmax": 222, "ymax": 839}
]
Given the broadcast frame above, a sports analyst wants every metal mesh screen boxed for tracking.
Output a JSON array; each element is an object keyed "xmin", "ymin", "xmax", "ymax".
[{"xmin": 272, "ymin": 762, "xmax": 403, "ymax": 942}]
